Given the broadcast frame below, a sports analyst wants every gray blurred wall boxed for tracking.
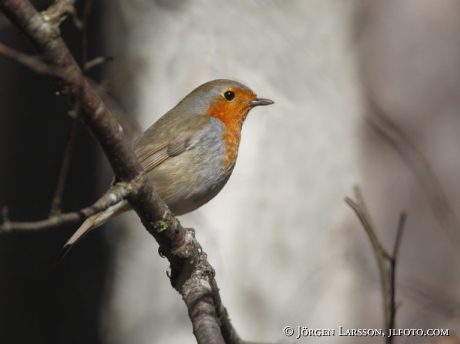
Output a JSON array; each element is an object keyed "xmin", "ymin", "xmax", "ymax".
[
  {"xmin": 102, "ymin": 1, "xmax": 460, "ymax": 343},
  {"xmin": 102, "ymin": 1, "xmax": 362, "ymax": 343}
]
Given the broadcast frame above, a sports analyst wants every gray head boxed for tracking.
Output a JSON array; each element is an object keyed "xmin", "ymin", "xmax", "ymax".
[{"xmin": 175, "ymin": 79, "xmax": 273, "ymax": 115}]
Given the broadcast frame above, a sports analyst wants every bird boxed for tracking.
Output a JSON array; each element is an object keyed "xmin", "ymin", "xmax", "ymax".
[{"xmin": 56, "ymin": 79, "xmax": 273, "ymax": 263}]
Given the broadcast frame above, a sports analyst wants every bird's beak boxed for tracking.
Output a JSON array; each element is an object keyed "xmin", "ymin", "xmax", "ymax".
[{"xmin": 249, "ymin": 98, "xmax": 274, "ymax": 107}]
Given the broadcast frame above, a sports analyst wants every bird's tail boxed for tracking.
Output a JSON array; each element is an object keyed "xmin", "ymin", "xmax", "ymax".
[{"xmin": 54, "ymin": 196, "xmax": 130, "ymax": 265}]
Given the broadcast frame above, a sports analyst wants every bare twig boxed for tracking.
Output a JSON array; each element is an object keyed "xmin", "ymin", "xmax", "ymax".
[
  {"xmin": 367, "ymin": 93, "xmax": 460, "ymax": 246},
  {"xmin": 80, "ymin": 0, "xmax": 93, "ymax": 68},
  {"xmin": 389, "ymin": 212, "xmax": 406, "ymax": 336},
  {"xmin": 89, "ymin": 78, "xmax": 142, "ymax": 141},
  {"xmin": 212, "ymin": 279, "xmax": 243, "ymax": 344},
  {"xmin": 0, "ymin": 44, "xmax": 120, "ymax": 120},
  {"xmin": 346, "ymin": 186, "xmax": 407, "ymax": 344},
  {"xmin": 345, "ymin": 191, "xmax": 392, "ymax": 333},
  {"xmin": 85, "ymin": 56, "xmax": 113, "ymax": 71},
  {"xmin": 345, "ymin": 189, "xmax": 391, "ymax": 313},
  {"xmin": 2, "ymin": 181, "xmax": 131, "ymax": 232},
  {"xmin": 402, "ymin": 277, "xmax": 460, "ymax": 321},
  {"xmin": 49, "ymin": 0, "xmax": 97, "ymax": 216},
  {"xmin": 43, "ymin": 0, "xmax": 78, "ymax": 26},
  {"xmin": 49, "ymin": 113, "xmax": 78, "ymax": 216},
  {"xmin": 0, "ymin": 42, "xmax": 68, "ymax": 78}
]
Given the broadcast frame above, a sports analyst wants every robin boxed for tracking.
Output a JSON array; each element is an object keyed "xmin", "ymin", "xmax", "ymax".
[{"xmin": 56, "ymin": 79, "xmax": 273, "ymax": 262}]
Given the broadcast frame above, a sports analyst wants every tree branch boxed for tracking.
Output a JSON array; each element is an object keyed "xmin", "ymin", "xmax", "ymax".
[
  {"xmin": 345, "ymin": 186, "xmax": 406, "ymax": 344},
  {"xmin": 0, "ymin": 41, "xmax": 68, "ymax": 77},
  {"xmin": 49, "ymin": 113, "xmax": 78, "ymax": 216},
  {"xmin": 389, "ymin": 212, "xmax": 406, "ymax": 336},
  {"xmin": 49, "ymin": 0, "xmax": 95, "ymax": 216},
  {"xmin": 1, "ymin": 180, "xmax": 131, "ymax": 232},
  {"xmin": 0, "ymin": 1, "xmax": 228, "ymax": 343},
  {"xmin": 80, "ymin": 0, "xmax": 92, "ymax": 68},
  {"xmin": 212, "ymin": 279, "xmax": 243, "ymax": 344}
]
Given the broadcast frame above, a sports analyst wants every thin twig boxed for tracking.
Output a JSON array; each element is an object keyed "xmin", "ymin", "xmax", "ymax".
[
  {"xmin": 88, "ymin": 78, "xmax": 142, "ymax": 141},
  {"xmin": 0, "ymin": 38, "xmax": 138, "ymax": 142},
  {"xmin": 345, "ymin": 192, "xmax": 392, "ymax": 335},
  {"xmin": 50, "ymin": 113, "xmax": 79, "ymax": 216},
  {"xmin": 346, "ymin": 186, "xmax": 407, "ymax": 344},
  {"xmin": 85, "ymin": 56, "xmax": 112, "ymax": 71},
  {"xmin": 212, "ymin": 279, "xmax": 243, "ymax": 344},
  {"xmin": 80, "ymin": 0, "xmax": 93, "ymax": 68},
  {"xmin": 402, "ymin": 277, "xmax": 460, "ymax": 320},
  {"xmin": 389, "ymin": 212, "xmax": 406, "ymax": 335},
  {"xmin": 367, "ymin": 92, "xmax": 460, "ymax": 246},
  {"xmin": 43, "ymin": 0, "xmax": 77, "ymax": 25},
  {"xmin": 0, "ymin": 42, "xmax": 68, "ymax": 78},
  {"xmin": 49, "ymin": 0, "xmax": 96, "ymax": 216},
  {"xmin": 212, "ymin": 278, "xmax": 274, "ymax": 344},
  {"xmin": 2, "ymin": 181, "xmax": 131, "ymax": 232}
]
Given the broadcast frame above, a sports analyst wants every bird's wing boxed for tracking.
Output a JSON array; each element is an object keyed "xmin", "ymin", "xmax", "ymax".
[
  {"xmin": 55, "ymin": 113, "xmax": 211, "ymax": 264},
  {"xmin": 135, "ymin": 136, "xmax": 198, "ymax": 172},
  {"xmin": 133, "ymin": 112, "xmax": 211, "ymax": 173}
]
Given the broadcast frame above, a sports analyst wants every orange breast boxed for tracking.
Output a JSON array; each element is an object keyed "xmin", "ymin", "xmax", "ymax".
[{"xmin": 205, "ymin": 89, "xmax": 255, "ymax": 171}]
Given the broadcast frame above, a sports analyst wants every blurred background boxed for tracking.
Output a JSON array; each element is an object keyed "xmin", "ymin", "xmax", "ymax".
[{"xmin": 1, "ymin": 0, "xmax": 460, "ymax": 343}]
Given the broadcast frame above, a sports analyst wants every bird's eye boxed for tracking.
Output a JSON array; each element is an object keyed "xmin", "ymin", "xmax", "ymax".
[{"xmin": 224, "ymin": 91, "xmax": 235, "ymax": 101}]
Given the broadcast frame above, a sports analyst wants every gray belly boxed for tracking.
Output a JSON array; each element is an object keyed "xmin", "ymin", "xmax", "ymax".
[{"xmin": 146, "ymin": 118, "xmax": 234, "ymax": 215}]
